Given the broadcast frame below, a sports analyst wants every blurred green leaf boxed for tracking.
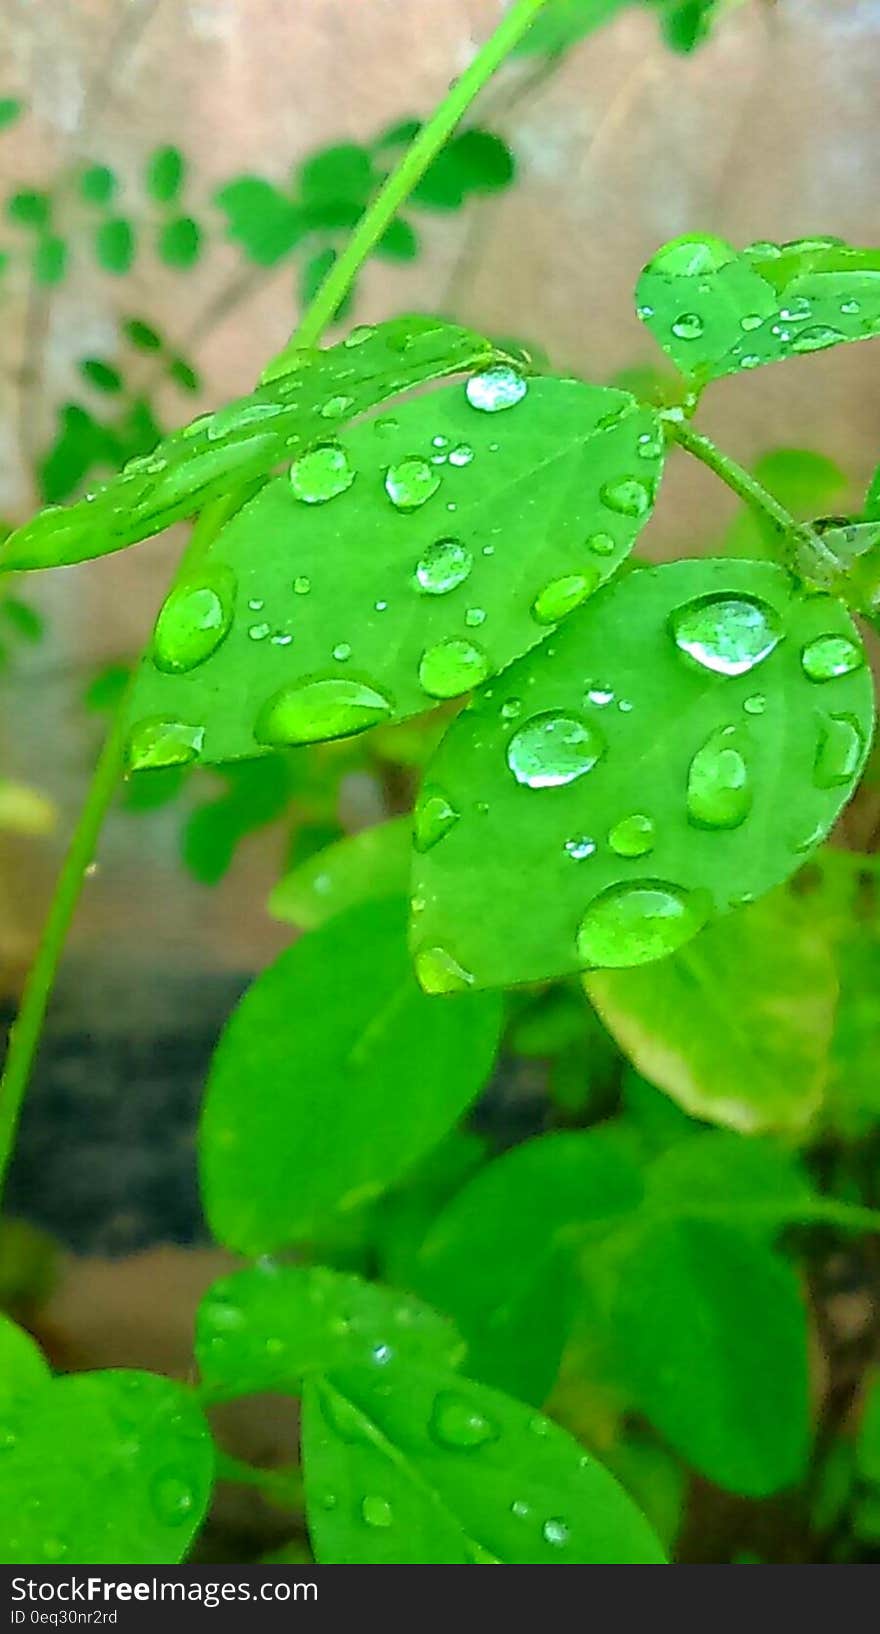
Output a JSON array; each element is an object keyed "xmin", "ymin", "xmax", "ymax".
[
  {"xmin": 0, "ymin": 97, "xmax": 24, "ymax": 130},
  {"xmin": 299, "ymin": 143, "xmax": 375, "ymax": 208},
  {"xmin": 6, "ymin": 189, "xmax": 50, "ymax": 229},
  {"xmin": 214, "ymin": 176, "xmax": 304, "ymax": 265},
  {"xmin": 95, "ymin": 216, "xmax": 136, "ymax": 274},
  {"xmin": 269, "ymin": 817, "xmax": 411, "ymax": 928},
  {"xmin": 79, "ymin": 163, "xmax": 117, "ymax": 206},
  {"xmin": 146, "ymin": 145, "xmax": 185, "ymax": 204},
  {"xmin": 33, "ymin": 233, "xmax": 67, "ymax": 285},
  {"xmin": 158, "ymin": 215, "xmax": 201, "ymax": 269},
  {"xmin": 79, "ymin": 358, "xmax": 124, "ymax": 395}
]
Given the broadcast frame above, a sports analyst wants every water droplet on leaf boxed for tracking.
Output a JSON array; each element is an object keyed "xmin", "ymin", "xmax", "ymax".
[
  {"xmin": 531, "ymin": 571, "xmax": 597, "ymax": 625},
  {"xmin": 801, "ymin": 634, "xmax": 864, "ymax": 682},
  {"xmin": 687, "ymin": 728, "xmax": 751, "ymax": 830},
  {"xmin": 386, "ymin": 456, "xmax": 441, "ymax": 511},
  {"xmin": 608, "ymin": 813, "xmax": 656, "ymax": 857},
  {"xmin": 289, "ymin": 443, "xmax": 354, "ymax": 503},
  {"xmin": 600, "ymin": 478, "xmax": 652, "ymax": 518},
  {"xmin": 671, "ymin": 591, "xmax": 782, "ymax": 675},
  {"xmin": 254, "ymin": 677, "xmax": 392, "ymax": 746},
  {"xmin": 507, "ymin": 712, "xmax": 605, "ymax": 789},
  {"xmin": 430, "ymin": 1392, "xmax": 498, "ymax": 1449},
  {"xmin": 414, "ymin": 945, "xmax": 474, "ymax": 994},
  {"xmin": 465, "ymin": 366, "xmax": 527, "ymax": 413},
  {"xmin": 418, "ymin": 638, "xmax": 489, "ymax": 699},
  {"xmin": 361, "ymin": 1495, "xmax": 393, "ymax": 1529},
  {"xmin": 671, "ymin": 312, "xmax": 704, "ymax": 340},
  {"xmin": 815, "ymin": 714, "xmax": 864, "ymax": 789},
  {"xmin": 414, "ymin": 786, "xmax": 459, "ymax": 852},
  {"xmin": 152, "ymin": 566, "xmax": 236, "ymax": 674},
  {"xmin": 415, "ymin": 538, "xmax": 472, "ymax": 595},
  {"xmin": 576, "ymin": 880, "xmax": 711, "ymax": 967},
  {"xmin": 127, "ymin": 717, "xmax": 205, "ymax": 771}
]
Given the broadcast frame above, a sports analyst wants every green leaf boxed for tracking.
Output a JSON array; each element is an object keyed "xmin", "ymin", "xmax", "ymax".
[
  {"xmin": 168, "ymin": 355, "xmax": 201, "ymax": 393},
  {"xmin": 95, "ymin": 215, "xmax": 136, "ymax": 274},
  {"xmin": 214, "ymin": 176, "xmax": 304, "ymax": 265},
  {"xmin": 6, "ymin": 189, "xmax": 50, "ymax": 228},
  {"xmin": 865, "ymin": 460, "xmax": 880, "ymax": 520},
  {"xmin": 3, "ymin": 596, "xmax": 45, "ymax": 642},
  {"xmin": 515, "ymin": 0, "xmax": 630, "ymax": 56},
  {"xmin": 411, "ymin": 558, "xmax": 875, "ymax": 992},
  {"xmin": 196, "ymin": 1264, "xmax": 462, "ymax": 1401},
  {"xmin": 269, "ymin": 817, "xmax": 411, "ymax": 928},
  {"xmin": 642, "ymin": 1129, "xmax": 816, "ymax": 1232},
  {"xmin": 299, "ymin": 143, "xmax": 375, "ymax": 207},
  {"xmin": 377, "ymin": 217, "xmax": 419, "ymax": 261},
  {"xmin": 158, "ymin": 214, "xmax": 201, "ymax": 268},
  {"xmin": 123, "ymin": 316, "xmax": 163, "ymax": 352},
  {"xmin": 659, "ymin": 0, "xmax": 722, "ymax": 53},
  {"xmin": 856, "ymin": 1370, "xmax": 880, "ymax": 1485},
  {"xmin": 147, "ymin": 144, "xmax": 185, "ymax": 204},
  {"xmin": 79, "ymin": 357, "xmax": 123, "ymax": 395},
  {"xmin": 413, "ymin": 130, "xmax": 516, "ymax": 209},
  {"xmin": 303, "ymin": 1356, "xmax": 665, "ymax": 1563},
  {"xmin": 0, "ymin": 1369, "xmax": 213, "ymax": 1564},
  {"xmin": 199, "ymin": 899, "xmax": 502, "ymax": 1254},
  {"xmin": 637, "ymin": 234, "xmax": 880, "ymax": 386},
  {"xmin": 0, "ymin": 97, "xmax": 23, "ymax": 130},
  {"xmin": 609, "ymin": 1217, "xmax": 810, "ymax": 1496},
  {"xmin": 181, "ymin": 755, "xmax": 292, "ymax": 883},
  {"xmin": 725, "ymin": 448, "xmax": 848, "ymax": 561},
  {"xmin": 3, "ymin": 317, "xmax": 499, "ymax": 574},
  {"xmin": 414, "ymin": 1128, "xmax": 644, "ymax": 1402},
  {"xmin": 299, "ymin": 245, "xmax": 354, "ymax": 321},
  {"xmin": 124, "ymin": 375, "xmax": 662, "ymax": 770},
  {"xmin": 0, "ymin": 1313, "xmax": 50, "ymax": 1408},
  {"xmin": 34, "ymin": 233, "xmax": 67, "ymax": 285},
  {"xmin": 587, "ymin": 889, "xmax": 837, "ymax": 1135},
  {"xmin": 38, "ymin": 404, "xmax": 113, "ymax": 505},
  {"xmin": 79, "ymin": 163, "xmax": 117, "ymax": 205}
]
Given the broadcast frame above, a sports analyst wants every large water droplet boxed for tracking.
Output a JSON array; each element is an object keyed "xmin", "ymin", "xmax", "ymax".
[
  {"xmin": 687, "ymin": 728, "xmax": 751, "ymax": 830},
  {"xmin": 430, "ymin": 1392, "xmax": 498, "ymax": 1450},
  {"xmin": 415, "ymin": 538, "xmax": 472, "ymax": 595},
  {"xmin": 507, "ymin": 712, "xmax": 605, "ymax": 789},
  {"xmin": 801, "ymin": 633, "xmax": 864, "ymax": 682},
  {"xmin": 671, "ymin": 312, "xmax": 704, "ymax": 340},
  {"xmin": 361, "ymin": 1494, "xmax": 394, "ymax": 1529},
  {"xmin": 254, "ymin": 677, "xmax": 392, "ymax": 746},
  {"xmin": 152, "ymin": 566, "xmax": 236, "ymax": 674},
  {"xmin": 465, "ymin": 366, "xmax": 527, "ymax": 413},
  {"xmin": 418, "ymin": 638, "xmax": 489, "ymax": 699},
  {"xmin": 608, "ymin": 813, "xmax": 656, "ymax": 857},
  {"xmin": 576, "ymin": 881, "xmax": 711, "ymax": 967},
  {"xmin": 671, "ymin": 591, "xmax": 782, "ymax": 676},
  {"xmin": 646, "ymin": 235, "xmax": 735, "ymax": 278},
  {"xmin": 126, "ymin": 717, "xmax": 205, "ymax": 771},
  {"xmin": 414, "ymin": 946, "xmax": 474, "ymax": 995},
  {"xmin": 815, "ymin": 714, "xmax": 865, "ymax": 789},
  {"xmin": 531, "ymin": 570, "xmax": 598, "ymax": 625},
  {"xmin": 289, "ymin": 443, "xmax": 354, "ymax": 503},
  {"xmin": 789, "ymin": 325, "xmax": 844, "ymax": 354},
  {"xmin": 414, "ymin": 786, "xmax": 459, "ymax": 852},
  {"xmin": 386, "ymin": 457, "xmax": 441, "ymax": 511},
  {"xmin": 600, "ymin": 478, "xmax": 652, "ymax": 518}
]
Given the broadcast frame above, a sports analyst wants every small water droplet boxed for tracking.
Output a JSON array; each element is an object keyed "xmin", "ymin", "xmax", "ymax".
[
  {"xmin": 671, "ymin": 591, "xmax": 782, "ymax": 675},
  {"xmin": 152, "ymin": 565, "xmax": 236, "ymax": 674},
  {"xmin": 840, "ymin": 298, "xmax": 860, "ymax": 317},
  {"xmin": 576, "ymin": 881, "xmax": 711, "ymax": 967},
  {"xmin": 207, "ymin": 400, "xmax": 284, "ymax": 440},
  {"xmin": 466, "ymin": 365, "xmax": 527, "ymax": 413},
  {"xmin": 671, "ymin": 312, "xmax": 704, "ymax": 340},
  {"xmin": 507, "ymin": 712, "xmax": 605, "ymax": 789},
  {"xmin": 587, "ymin": 686, "xmax": 615, "ymax": 707},
  {"xmin": 801, "ymin": 633, "xmax": 864, "ymax": 682},
  {"xmin": 586, "ymin": 531, "xmax": 616, "ymax": 557},
  {"xmin": 500, "ymin": 697, "xmax": 522, "ymax": 721},
  {"xmin": 465, "ymin": 606, "xmax": 486, "ymax": 627},
  {"xmin": 740, "ymin": 313, "xmax": 764, "ymax": 332},
  {"xmin": 255, "ymin": 677, "xmax": 392, "ymax": 746},
  {"xmin": 344, "ymin": 324, "xmax": 376, "ymax": 348},
  {"xmin": 815, "ymin": 714, "xmax": 865, "ymax": 789},
  {"xmin": 418, "ymin": 638, "xmax": 489, "ymax": 699},
  {"xmin": 320, "ymin": 393, "xmax": 355, "ymax": 420},
  {"xmin": 600, "ymin": 478, "xmax": 652, "ymax": 518},
  {"xmin": 293, "ymin": 575, "xmax": 311, "ymax": 595},
  {"xmin": 414, "ymin": 786, "xmax": 459, "ymax": 852},
  {"xmin": 609, "ymin": 813, "xmax": 656, "ymax": 857},
  {"xmin": 415, "ymin": 946, "xmax": 474, "ymax": 994},
  {"xmin": 687, "ymin": 728, "xmax": 751, "ymax": 830},
  {"xmin": 385, "ymin": 456, "xmax": 441, "ymax": 510},
  {"xmin": 743, "ymin": 693, "xmax": 766, "ymax": 715},
  {"xmin": 290, "ymin": 443, "xmax": 354, "ymax": 503},
  {"xmin": 511, "ymin": 1500, "xmax": 531, "ymax": 1519},
  {"xmin": 448, "ymin": 443, "xmax": 474, "ymax": 467},
  {"xmin": 790, "ymin": 325, "xmax": 844, "ymax": 354},
  {"xmin": 361, "ymin": 1494, "xmax": 393, "ymax": 1529},
  {"xmin": 332, "ymin": 642, "xmax": 352, "ymax": 662},
  {"xmin": 543, "ymin": 1518, "xmax": 570, "ymax": 1547},
  {"xmin": 565, "ymin": 835, "xmax": 597, "ymax": 860},
  {"xmin": 531, "ymin": 570, "xmax": 597, "ymax": 625},
  {"xmin": 739, "ymin": 353, "xmax": 761, "ymax": 370},
  {"xmin": 151, "ymin": 1472, "xmax": 195, "ymax": 1525},
  {"xmin": 415, "ymin": 538, "xmax": 472, "ymax": 595},
  {"xmin": 127, "ymin": 717, "xmax": 205, "ymax": 771},
  {"xmin": 248, "ymin": 621, "xmax": 271, "ymax": 641},
  {"xmin": 41, "ymin": 1537, "xmax": 68, "ymax": 1561},
  {"xmin": 430, "ymin": 1391, "xmax": 498, "ymax": 1449}
]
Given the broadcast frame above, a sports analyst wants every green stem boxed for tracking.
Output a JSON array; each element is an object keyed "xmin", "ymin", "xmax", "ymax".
[
  {"xmin": 266, "ymin": 0, "xmax": 549, "ymax": 370},
  {"xmin": 668, "ymin": 419, "xmax": 842, "ymax": 586},
  {"xmin": 0, "ymin": 0, "xmax": 549, "ymax": 1199}
]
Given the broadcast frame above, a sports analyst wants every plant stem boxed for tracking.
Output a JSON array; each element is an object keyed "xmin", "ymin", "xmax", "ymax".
[
  {"xmin": 668, "ymin": 419, "xmax": 842, "ymax": 586},
  {"xmin": 0, "ymin": 0, "xmax": 551, "ymax": 1200},
  {"xmin": 267, "ymin": 0, "xmax": 550, "ymax": 369}
]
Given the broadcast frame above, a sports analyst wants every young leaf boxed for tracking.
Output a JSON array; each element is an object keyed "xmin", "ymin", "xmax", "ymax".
[
  {"xmin": 609, "ymin": 1218, "xmax": 810, "ymax": 1497},
  {"xmin": 0, "ymin": 1313, "xmax": 50, "ymax": 1407},
  {"xmin": 214, "ymin": 176, "xmax": 304, "ymax": 265},
  {"xmin": 587, "ymin": 890, "xmax": 837, "ymax": 1135},
  {"xmin": 123, "ymin": 316, "xmax": 163, "ymax": 352},
  {"xmin": 182, "ymin": 755, "xmax": 292, "ymax": 884},
  {"xmin": 414, "ymin": 1128, "xmax": 644, "ymax": 1402},
  {"xmin": 413, "ymin": 130, "xmax": 516, "ymax": 209},
  {"xmin": 95, "ymin": 215, "xmax": 136, "ymax": 274},
  {"xmin": 0, "ymin": 97, "xmax": 23, "ymax": 130},
  {"xmin": 34, "ymin": 233, "xmax": 67, "ymax": 285},
  {"xmin": 637, "ymin": 234, "xmax": 880, "ymax": 386},
  {"xmin": 196, "ymin": 1264, "xmax": 462, "ymax": 1401},
  {"xmin": 302, "ymin": 1357, "xmax": 665, "ymax": 1563},
  {"xmin": 146, "ymin": 144, "xmax": 185, "ymax": 204},
  {"xmin": 158, "ymin": 215, "xmax": 202, "ymax": 269},
  {"xmin": 269, "ymin": 817, "xmax": 411, "ymax": 929},
  {"xmin": 199, "ymin": 899, "xmax": 502, "ymax": 1254},
  {"xmin": 2, "ymin": 317, "xmax": 500, "ymax": 573},
  {"xmin": 6, "ymin": 189, "xmax": 50, "ymax": 228},
  {"xmin": 376, "ymin": 218, "xmax": 419, "ymax": 261},
  {"xmin": 79, "ymin": 163, "xmax": 117, "ymax": 205},
  {"xmin": 79, "ymin": 357, "xmax": 124, "ymax": 395},
  {"xmin": 298, "ymin": 143, "xmax": 375, "ymax": 207},
  {"xmin": 124, "ymin": 376, "xmax": 663, "ymax": 770},
  {"xmin": 0, "ymin": 1370, "xmax": 213, "ymax": 1564},
  {"xmin": 514, "ymin": 0, "xmax": 629, "ymax": 57},
  {"xmin": 411, "ymin": 558, "xmax": 875, "ymax": 992}
]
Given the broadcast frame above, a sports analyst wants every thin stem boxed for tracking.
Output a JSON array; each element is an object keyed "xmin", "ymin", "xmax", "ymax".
[
  {"xmin": 0, "ymin": 0, "xmax": 551, "ymax": 1200},
  {"xmin": 267, "ymin": 0, "xmax": 550, "ymax": 370},
  {"xmin": 668, "ymin": 419, "xmax": 842, "ymax": 586}
]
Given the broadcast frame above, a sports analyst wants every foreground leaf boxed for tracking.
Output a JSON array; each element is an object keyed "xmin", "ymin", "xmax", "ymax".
[
  {"xmin": 0, "ymin": 1370, "xmax": 213, "ymax": 1565},
  {"xmin": 124, "ymin": 376, "xmax": 663, "ymax": 769},
  {"xmin": 200, "ymin": 900, "xmax": 502, "ymax": 1254},
  {"xmin": 0, "ymin": 1314, "xmax": 50, "ymax": 1408},
  {"xmin": 587, "ymin": 890, "xmax": 837, "ymax": 1134},
  {"xmin": 411, "ymin": 558, "xmax": 874, "ymax": 991},
  {"xmin": 302, "ymin": 1357, "xmax": 665, "ymax": 1563},
  {"xmin": 637, "ymin": 234, "xmax": 880, "ymax": 387},
  {"xmin": 269, "ymin": 817, "xmax": 411, "ymax": 928},
  {"xmin": 1, "ymin": 317, "xmax": 500, "ymax": 572},
  {"xmin": 196, "ymin": 1264, "xmax": 462, "ymax": 1401}
]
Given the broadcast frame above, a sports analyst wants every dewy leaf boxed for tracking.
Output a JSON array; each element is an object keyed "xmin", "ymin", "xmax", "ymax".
[
  {"xmin": 586, "ymin": 889, "xmax": 837, "ymax": 1135},
  {"xmin": 269, "ymin": 817, "xmax": 411, "ymax": 929},
  {"xmin": 124, "ymin": 376, "xmax": 663, "ymax": 770},
  {"xmin": 411, "ymin": 558, "xmax": 875, "ymax": 992},
  {"xmin": 0, "ymin": 1369, "xmax": 213, "ymax": 1564},
  {"xmin": 302, "ymin": 1357, "xmax": 665, "ymax": 1564},
  {"xmin": 414, "ymin": 1128, "xmax": 644, "ymax": 1403},
  {"xmin": 0, "ymin": 1313, "xmax": 50, "ymax": 1408},
  {"xmin": 199, "ymin": 899, "xmax": 502, "ymax": 1255},
  {"xmin": 637, "ymin": 234, "xmax": 880, "ymax": 386},
  {"xmin": 196, "ymin": 1264, "xmax": 463, "ymax": 1401},
  {"xmin": 609, "ymin": 1218, "xmax": 810, "ymax": 1497},
  {"xmin": 1, "ymin": 317, "xmax": 500, "ymax": 573}
]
